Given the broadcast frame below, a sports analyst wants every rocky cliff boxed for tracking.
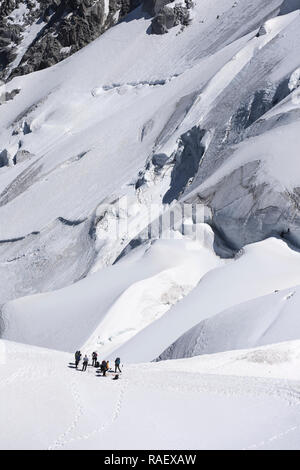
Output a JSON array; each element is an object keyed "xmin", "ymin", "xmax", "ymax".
[{"xmin": 0, "ymin": 0, "xmax": 141, "ymax": 80}]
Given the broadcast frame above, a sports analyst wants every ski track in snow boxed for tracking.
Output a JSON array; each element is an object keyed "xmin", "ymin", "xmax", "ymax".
[
  {"xmin": 246, "ymin": 424, "xmax": 299, "ymax": 450},
  {"xmin": 48, "ymin": 372, "xmax": 129, "ymax": 450},
  {"xmin": 2, "ymin": 344, "xmax": 300, "ymax": 450},
  {"xmin": 48, "ymin": 381, "xmax": 84, "ymax": 450},
  {"xmin": 244, "ymin": 385, "xmax": 300, "ymax": 450},
  {"xmin": 47, "ymin": 369, "xmax": 300, "ymax": 450},
  {"xmin": 63, "ymin": 371, "xmax": 300, "ymax": 449}
]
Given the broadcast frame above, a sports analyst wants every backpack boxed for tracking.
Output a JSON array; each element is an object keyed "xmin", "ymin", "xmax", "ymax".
[{"xmin": 115, "ymin": 357, "xmax": 120, "ymax": 365}]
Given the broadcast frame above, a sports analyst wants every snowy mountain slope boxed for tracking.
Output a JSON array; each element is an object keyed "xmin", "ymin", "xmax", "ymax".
[
  {"xmin": 1, "ymin": 338, "xmax": 300, "ymax": 450},
  {"xmin": 1, "ymin": 233, "xmax": 222, "ymax": 352},
  {"xmin": 181, "ymin": 10, "xmax": 300, "ymax": 249},
  {"xmin": 158, "ymin": 285, "xmax": 300, "ymax": 361},
  {"xmin": 0, "ymin": 0, "xmax": 293, "ymax": 304},
  {"xmin": 112, "ymin": 238, "xmax": 300, "ymax": 362},
  {"xmin": 2, "ymin": 0, "xmax": 300, "ymax": 451},
  {"xmin": 4, "ymin": 234, "xmax": 300, "ymax": 360}
]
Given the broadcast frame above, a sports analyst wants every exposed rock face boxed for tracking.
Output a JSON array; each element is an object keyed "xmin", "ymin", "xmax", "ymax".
[
  {"xmin": 153, "ymin": 38, "xmax": 300, "ymax": 252},
  {"xmin": 192, "ymin": 155, "xmax": 300, "ymax": 251},
  {"xmin": 0, "ymin": 0, "xmax": 49, "ymax": 79},
  {"xmin": 0, "ymin": 149, "xmax": 12, "ymax": 167},
  {"xmin": 13, "ymin": 149, "xmax": 34, "ymax": 164},
  {"xmin": 0, "ymin": 87, "xmax": 20, "ymax": 104},
  {"xmin": 143, "ymin": 0, "xmax": 170, "ymax": 15},
  {"xmin": 163, "ymin": 127, "xmax": 207, "ymax": 203},
  {"xmin": 0, "ymin": 0, "xmax": 142, "ymax": 80},
  {"xmin": 144, "ymin": 0, "xmax": 193, "ymax": 34}
]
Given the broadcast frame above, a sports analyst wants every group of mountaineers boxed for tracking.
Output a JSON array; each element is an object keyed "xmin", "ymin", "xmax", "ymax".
[{"xmin": 74, "ymin": 351, "xmax": 122, "ymax": 380}]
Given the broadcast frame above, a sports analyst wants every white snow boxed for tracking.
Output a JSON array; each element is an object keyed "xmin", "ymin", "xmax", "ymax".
[
  {"xmin": 7, "ymin": 3, "xmax": 31, "ymax": 25},
  {"xmin": 158, "ymin": 285, "xmax": 300, "ymax": 360},
  {"xmin": 60, "ymin": 47, "xmax": 72, "ymax": 55},
  {"xmin": 1, "ymin": 233, "xmax": 222, "ymax": 353},
  {"xmin": 103, "ymin": 0, "xmax": 110, "ymax": 20},
  {"xmin": 1, "ymin": 339, "xmax": 300, "ymax": 450},
  {"xmin": 2, "ymin": 0, "xmax": 300, "ymax": 451},
  {"xmin": 113, "ymin": 238, "xmax": 300, "ymax": 362},
  {"xmin": 0, "ymin": 0, "xmax": 286, "ymax": 239},
  {"xmin": 195, "ymin": 117, "xmax": 300, "ymax": 193}
]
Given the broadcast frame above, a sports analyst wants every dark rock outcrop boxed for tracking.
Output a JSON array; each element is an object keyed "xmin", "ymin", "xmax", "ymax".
[
  {"xmin": 163, "ymin": 127, "xmax": 207, "ymax": 204},
  {"xmin": 143, "ymin": 0, "xmax": 171, "ymax": 15},
  {"xmin": 0, "ymin": 0, "xmax": 142, "ymax": 81},
  {"xmin": 0, "ymin": 0, "xmax": 193, "ymax": 80},
  {"xmin": 0, "ymin": 87, "xmax": 20, "ymax": 105},
  {"xmin": 0, "ymin": 149, "xmax": 13, "ymax": 167},
  {"xmin": 144, "ymin": 0, "xmax": 193, "ymax": 35},
  {"xmin": 13, "ymin": 149, "xmax": 34, "ymax": 164}
]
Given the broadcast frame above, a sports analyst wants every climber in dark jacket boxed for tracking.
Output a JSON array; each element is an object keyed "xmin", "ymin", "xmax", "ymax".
[
  {"xmin": 115, "ymin": 357, "xmax": 121, "ymax": 373},
  {"xmin": 75, "ymin": 350, "xmax": 81, "ymax": 369},
  {"xmin": 101, "ymin": 360, "xmax": 108, "ymax": 376},
  {"xmin": 92, "ymin": 351, "xmax": 98, "ymax": 367}
]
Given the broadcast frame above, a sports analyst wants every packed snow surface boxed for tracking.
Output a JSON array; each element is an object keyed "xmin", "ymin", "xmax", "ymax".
[
  {"xmin": 0, "ymin": 233, "xmax": 222, "ymax": 352},
  {"xmin": 1, "ymin": 339, "xmax": 300, "ymax": 450},
  {"xmin": 114, "ymin": 238, "xmax": 300, "ymax": 362},
  {"xmin": 158, "ymin": 285, "xmax": 300, "ymax": 360}
]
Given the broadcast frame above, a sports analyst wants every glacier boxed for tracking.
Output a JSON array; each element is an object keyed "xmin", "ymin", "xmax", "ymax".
[{"xmin": 1, "ymin": 0, "xmax": 300, "ymax": 450}]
